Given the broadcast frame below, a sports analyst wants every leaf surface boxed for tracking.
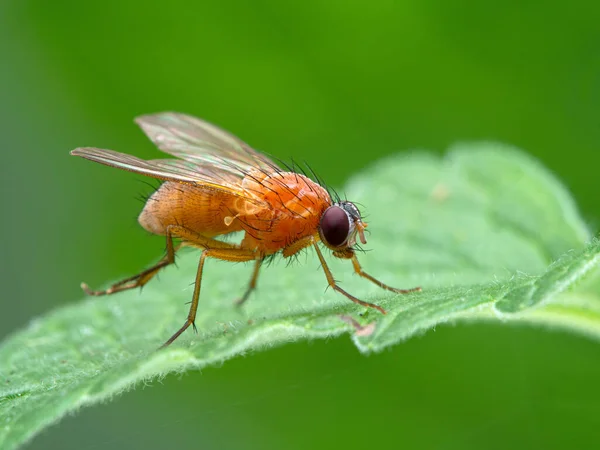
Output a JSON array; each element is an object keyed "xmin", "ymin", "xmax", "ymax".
[{"xmin": 1, "ymin": 143, "xmax": 598, "ymax": 449}]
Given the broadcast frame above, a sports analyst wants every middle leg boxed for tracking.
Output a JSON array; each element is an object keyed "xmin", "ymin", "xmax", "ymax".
[
  {"xmin": 161, "ymin": 246, "xmax": 258, "ymax": 348},
  {"xmin": 235, "ymin": 257, "xmax": 263, "ymax": 306}
]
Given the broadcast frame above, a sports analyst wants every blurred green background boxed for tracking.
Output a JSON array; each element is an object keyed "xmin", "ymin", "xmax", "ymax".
[{"xmin": 2, "ymin": 0, "xmax": 600, "ymax": 449}]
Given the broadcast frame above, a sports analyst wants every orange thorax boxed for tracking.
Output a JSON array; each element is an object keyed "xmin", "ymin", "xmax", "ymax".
[{"xmin": 237, "ymin": 171, "xmax": 331, "ymax": 254}]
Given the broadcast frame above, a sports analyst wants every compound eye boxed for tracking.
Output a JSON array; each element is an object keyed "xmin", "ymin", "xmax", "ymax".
[{"xmin": 320, "ymin": 206, "xmax": 350, "ymax": 247}]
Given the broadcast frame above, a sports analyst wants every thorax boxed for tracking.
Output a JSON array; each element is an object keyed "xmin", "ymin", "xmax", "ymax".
[{"xmin": 237, "ymin": 170, "xmax": 331, "ymax": 254}]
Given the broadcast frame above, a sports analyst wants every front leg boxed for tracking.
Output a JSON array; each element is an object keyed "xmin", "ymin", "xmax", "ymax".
[
  {"xmin": 312, "ymin": 242, "xmax": 387, "ymax": 314},
  {"xmin": 282, "ymin": 235, "xmax": 316, "ymax": 258},
  {"xmin": 350, "ymin": 253, "xmax": 421, "ymax": 294}
]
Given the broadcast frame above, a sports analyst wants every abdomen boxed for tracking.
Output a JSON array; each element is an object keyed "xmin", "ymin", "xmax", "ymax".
[{"xmin": 138, "ymin": 182, "xmax": 244, "ymax": 236}]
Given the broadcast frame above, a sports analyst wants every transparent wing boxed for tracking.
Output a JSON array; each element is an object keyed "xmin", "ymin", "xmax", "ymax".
[
  {"xmin": 134, "ymin": 112, "xmax": 281, "ymax": 176},
  {"xmin": 70, "ymin": 147, "xmax": 269, "ymax": 206}
]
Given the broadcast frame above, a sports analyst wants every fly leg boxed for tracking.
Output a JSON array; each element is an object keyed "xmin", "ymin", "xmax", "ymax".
[
  {"xmin": 235, "ymin": 257, "xmax": 263, "ymax": 306},
  {"xmin": 161, "ymin": 247, "xmax": 258, "ymax": 348},
  {"xmin": 312, "ymin": 242, "xmax": 387, "ymax": 314},
  {"xmin": 350, "ymin": 254, "xmax": 421, "ymax": 294},
  {"xmin": 81, "ymin": 225, "xmax": 240, "ymax": 296},
  {"xmin": 81, "ymin": 232, "xmax": 180, "ymax": 296}
]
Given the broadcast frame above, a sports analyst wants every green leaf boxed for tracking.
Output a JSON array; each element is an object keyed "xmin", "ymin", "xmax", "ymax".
[{"xmin": 1, "ymin": 142, "xmax": 598, "ymax": 449}]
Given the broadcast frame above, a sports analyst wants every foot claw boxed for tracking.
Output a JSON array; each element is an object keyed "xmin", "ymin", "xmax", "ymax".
[
  {"xmin": 375, "ymin": 305, "xmax": 387, "ymax": 315},
  {"xmin": 392, "ymin": 286, "xmax": 421, "ymax": 294}
]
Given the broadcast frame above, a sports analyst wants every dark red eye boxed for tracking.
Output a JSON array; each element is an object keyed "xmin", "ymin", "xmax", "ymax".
[{"xmin": 320, "ymin": 206, "xmax": 350, "ymax": 247}]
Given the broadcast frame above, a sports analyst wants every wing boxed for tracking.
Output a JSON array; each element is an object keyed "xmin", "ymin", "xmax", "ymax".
[
  {"xmin": 70, "ymin": 147, "xmax": 269, "ymax": 207},
  {"xmin": 134, "ymin": 112, "xmax": 281, "ymax": 176}
]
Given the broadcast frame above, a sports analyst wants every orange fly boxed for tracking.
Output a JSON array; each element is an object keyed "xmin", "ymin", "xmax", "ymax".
[{"xmin": 71, "ymin": 112, "xmax": 421, "ymax": 347}]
